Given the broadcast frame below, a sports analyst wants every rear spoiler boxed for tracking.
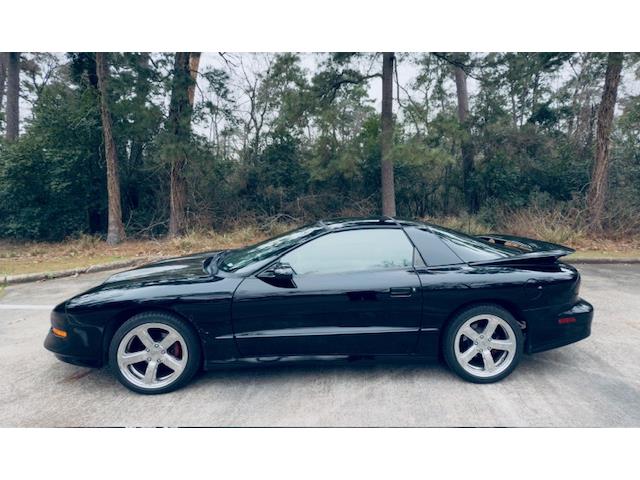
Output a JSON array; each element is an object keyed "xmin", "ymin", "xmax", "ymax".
[{"xmin": 470, "ymin": 234, "xmax": 575, "ymax": 266}]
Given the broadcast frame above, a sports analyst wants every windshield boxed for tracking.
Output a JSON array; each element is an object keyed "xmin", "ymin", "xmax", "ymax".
[{"xmin": 218, "ymin": 223, "xmax": 326, "ymax": 272}]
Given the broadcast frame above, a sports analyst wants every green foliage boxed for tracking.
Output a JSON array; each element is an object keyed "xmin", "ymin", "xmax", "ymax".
[
  {"xmin": 394, "ymin": 140, "xmax": 457, "ymax": 217},
  {"xmin": 1, "ymin": 52, "xmax": 639, "ymax": 241},
  {"xmin": 0, "ymin": 83, "xmax": 103, "ymax": 239}
]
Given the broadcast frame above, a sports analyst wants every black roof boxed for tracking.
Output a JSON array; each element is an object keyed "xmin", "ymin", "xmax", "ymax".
[{"xmin": 319, "ymin": 216, "xmax": 425, "ymax": 230}]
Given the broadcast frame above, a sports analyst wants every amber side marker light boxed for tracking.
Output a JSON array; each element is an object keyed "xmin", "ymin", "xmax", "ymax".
[
  {"xmin": 558, "ymin": 317, "xmax": 577, "ymax": 325},
  {"xmin": 52, "ymin": 327, "xmax": 67, "ymax": 338}
]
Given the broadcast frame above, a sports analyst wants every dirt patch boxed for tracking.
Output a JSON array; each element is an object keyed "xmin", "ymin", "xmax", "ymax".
[{"xmin": 61, "ymin": 369, "xmax": 94, "ymax": 383}]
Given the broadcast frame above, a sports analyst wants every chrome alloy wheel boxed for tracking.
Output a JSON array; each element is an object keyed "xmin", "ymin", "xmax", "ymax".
[
  {"xmin": 454, "ymin": 314, "xmax": 517, "ymax": 378},
  {"xmin": 116, "ymin": 322, "xmax": 189, "ymax": 390}
]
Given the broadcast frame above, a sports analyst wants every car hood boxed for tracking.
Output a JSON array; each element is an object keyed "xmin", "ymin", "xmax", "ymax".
[
  {"xmin": 103, "ymin": 251, "xmax": 221, "ymax": 286},
  {"xmin": 64, "ymin": 250, "xmax": 237, "ymax": 312}
]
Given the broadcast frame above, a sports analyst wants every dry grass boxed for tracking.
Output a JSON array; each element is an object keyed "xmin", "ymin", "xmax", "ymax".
[
  {"xmin": 422, "ymin": 215, "xmax": 491, "ymax": 236},
  {"xmin": 0, "ymin": 225, "xmax": 289, "ymax": 276},
  {"xmin": 1, "ymin": 214, "xmax": 639, "ymax": 276},
  {"xmin": 426, "ymin": 207, "xmax": 640, "ymax": 253},
  {"xmin": 495, "ymin": 207, "xmax": 589, "ymax": 246},
  {"xmin": 498, "ymin": 211, "xmax": 640, "ymax": 254}
]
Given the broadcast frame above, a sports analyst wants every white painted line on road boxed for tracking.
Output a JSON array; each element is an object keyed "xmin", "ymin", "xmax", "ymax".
[{"xmin": 0, "ymin": 304, "xmax": 55, "ymax": 310}]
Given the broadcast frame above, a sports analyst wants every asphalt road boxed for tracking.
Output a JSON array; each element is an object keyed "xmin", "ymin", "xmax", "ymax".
[{"xmin": 1, "ymin": 264, "xmax": 639, "ymax": 427}]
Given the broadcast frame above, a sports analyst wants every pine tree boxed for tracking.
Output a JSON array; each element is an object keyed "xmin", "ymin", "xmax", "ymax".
[
  {"xmin": 587, "ymin": 52, "xmax": 624, "ymax": 232},
  {"xmin": 96, "ymin": 52, "xmax": 126, "ymax": 245}
]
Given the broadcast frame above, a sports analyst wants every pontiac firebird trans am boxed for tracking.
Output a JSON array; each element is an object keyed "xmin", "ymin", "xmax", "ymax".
[{"xmin": 44, "ymin": 217, "xmax": 594, "ymax": 394}]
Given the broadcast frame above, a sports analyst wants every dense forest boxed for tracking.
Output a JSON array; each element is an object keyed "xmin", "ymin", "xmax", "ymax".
[{"xmin": 0, "ymin": 52, "xmax": 639, "ymax": 244}]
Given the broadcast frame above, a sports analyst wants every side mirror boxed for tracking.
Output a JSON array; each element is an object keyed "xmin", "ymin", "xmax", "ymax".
[
  {"xmin": 258, "ymin": 263, "xmax": 296, "ymax": 288},
  {"xmin": 272, "ymin": 263, "xmax": 294, "ymax": 280}
]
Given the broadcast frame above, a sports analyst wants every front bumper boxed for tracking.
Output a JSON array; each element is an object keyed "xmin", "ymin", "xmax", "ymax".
[
  {"xmin": 525, "ymin": 298, "xmax": 594, "ymax": 354},
  {"xmin": 44, "ymin": 331, "xmax": 103, "ymax": 368},
  {"xmin": 43, "ymin": 305, "xmax": 104, "ymax": 368}
]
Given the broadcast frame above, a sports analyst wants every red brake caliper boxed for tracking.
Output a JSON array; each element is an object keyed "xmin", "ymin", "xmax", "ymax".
[{"xmin": 172, "ymin": 341, "xmax": 182, "ymax": 359}]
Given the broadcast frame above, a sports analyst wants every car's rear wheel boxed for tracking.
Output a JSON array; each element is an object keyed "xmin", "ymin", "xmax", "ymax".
[
  {"xmin": 443, "ymin": 305, "xmax": 523, "ymax": 383},
  {"xmin": 109, "ymin": 312, "xmax": 201, "ymax": 394}
]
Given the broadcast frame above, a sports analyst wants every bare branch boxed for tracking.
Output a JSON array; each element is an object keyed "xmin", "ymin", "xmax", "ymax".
[
  {"xmin": 218, "ymin": 52, "xmax": 238, "ymax": 68},
  {"xmin": 319, "ymin": 71, "xmax": 382, "ymax": 103},
  {"xmin": 431, "ymin": 53, "xmax": 481, "ymax": 80}
]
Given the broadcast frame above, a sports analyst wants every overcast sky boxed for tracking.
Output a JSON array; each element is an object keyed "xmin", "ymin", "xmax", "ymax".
[{"xmin": 14, "ymin": 52, "xmax": 640, "ymax": 137}]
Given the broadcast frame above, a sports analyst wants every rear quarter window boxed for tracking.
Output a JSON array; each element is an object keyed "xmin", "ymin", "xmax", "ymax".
[
  {"xmin": 428, "ymin": 225, "xmax": 515, "ymax": 263},
  {"xmin": 403, "ymin": 227, "xmax": 463, "ymax": 266}
]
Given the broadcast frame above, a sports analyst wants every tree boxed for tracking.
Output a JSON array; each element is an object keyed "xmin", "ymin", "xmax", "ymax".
[
  {"xmin": 96, "ymin": 52, "xmax": 126, "ymax": 245},
  {"xmin": 5, "ymin": 52, "xmax": 20, "ymax": 141},
  {"xmin": 0, "ymin": 77, "xmax": 104, "ymax": 240},
  {"xmin": 587, "ymin": 52, "xmax": 624, "ymax": 232},
  {"xmin": 187, "ymin": 52, "xmax": 201, "ymax": 107},
  {"xmin": 0, "ymin": 53, "xmax": 7, "ymax": 116},
  {"xmin": 167, "ymin": 52, "xmax": 197, "ymax": 237},
  {"xmin": 3, "ymin": 51, "xmax": 640, "ymax": 243},
  {"xmin": 312, "ymin": 53, "xmax": 401, "ymax": 215},
  {"xmin": 126, "ymin": 53, "xmax": 152, "ymax": 180},
  {"xmin": 380, "ymin": 52, "xmax": 396, "ymax": 216},
  {"xmin": 452, "ymin": 56, "xmax": 478, "ymax": 213}
]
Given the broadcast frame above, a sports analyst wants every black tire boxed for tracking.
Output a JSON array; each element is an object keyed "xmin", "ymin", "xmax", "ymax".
[
  {"xmin": 109, "ymin": 311, "xmax": 201, "ymax": 394},
  {"xmin": 442, "ymin": 304, "xmax": 524, "ymax": 384}
]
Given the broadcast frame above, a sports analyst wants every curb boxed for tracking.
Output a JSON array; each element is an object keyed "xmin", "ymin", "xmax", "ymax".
[
  {"xmin": 565, "ymin": 257, "xmax": 640, "ymax": 265},
  {"xmin": 1, "ymin": 257, "xmax": 166, "ymax": 286}
]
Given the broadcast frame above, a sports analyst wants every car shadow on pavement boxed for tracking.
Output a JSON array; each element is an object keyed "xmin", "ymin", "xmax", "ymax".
[
  {"xmin": 191, "ymin": 357, "xmax": 456, "ymax": 389},
  {"xmin": 49, "ymin": 348, "xmax": 590, "ymax": 396}
]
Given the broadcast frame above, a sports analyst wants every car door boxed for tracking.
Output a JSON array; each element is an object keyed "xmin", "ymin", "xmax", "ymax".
[{"xmin": 231, "ymin": 227, "xmax": 423, "ymax": 357}]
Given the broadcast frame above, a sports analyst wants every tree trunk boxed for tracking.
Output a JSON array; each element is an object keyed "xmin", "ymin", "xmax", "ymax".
[
  {"xmin": 129, "ymin": 53, "xmax": 151, "ymax": 163},
  {"xmin": 587, "ymin": 52, "xmax": 623, "ymax": 233},
  {"xmin": 453, "ymin": 64, "xmax": 478, "ymax": 213},
  {"xmin": 0, "ymin": 53, "xmax": 7, "ymax": 115},
  {"xmin": 187, "ymin": 52, "xmax": 201, "ymax": 108},
  {"xmin": 167, "ymin": 52, "xmax": 196, "ymax": 237},
  {"xmin": 96, "ymin": 52, "xmax": 126, "ymax": 245},
  {"xmin": 5, "ymin": 52, "xmax": 20, "ymax": 141},
  {"xmin": 380, "ymin": 52, "xmax": 396, "ymax": 217},
  {"xmin": 127, "ymin": 53, "xmax": 152, "ymax": 210}
]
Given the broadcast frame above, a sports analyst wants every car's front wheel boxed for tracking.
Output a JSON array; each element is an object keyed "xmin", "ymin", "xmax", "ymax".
[
  {"xmin": 443, "ymin": 305, "xmax": 523, "ymax": 383},
  {"xmin": 109, "ymin": 312, "xmax": 201, "ymax": 394}
]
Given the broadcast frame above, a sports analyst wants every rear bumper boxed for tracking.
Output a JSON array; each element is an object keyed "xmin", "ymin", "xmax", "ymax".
[{"xmin": 525, "ymin": 298, "xmax": 593, "ymax": 354}]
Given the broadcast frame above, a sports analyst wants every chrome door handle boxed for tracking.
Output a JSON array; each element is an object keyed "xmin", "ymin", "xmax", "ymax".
[{"xmin": 390, "ymin": 287, "xmax": 413, "ymax": 297}]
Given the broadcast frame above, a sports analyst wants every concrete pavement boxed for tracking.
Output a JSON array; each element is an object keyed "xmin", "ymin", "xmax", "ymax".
[{"xmin": 0, "ymin": 264, "xmax": 639, "ymax": 427}]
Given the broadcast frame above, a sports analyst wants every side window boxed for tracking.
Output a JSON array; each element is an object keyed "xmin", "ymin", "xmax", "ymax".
[
  {"xmin": 413, "ymin": 247, "xmax": 427, "ymax": 268},
  {"xmin": 280, "ymin": 229, "xmax": 414, "ymax": 275}
]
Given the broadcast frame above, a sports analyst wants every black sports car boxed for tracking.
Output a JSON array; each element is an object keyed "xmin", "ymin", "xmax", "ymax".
[{"xmin": 45, "ymin": 217, "xmax": 593, "ymax": 394}]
